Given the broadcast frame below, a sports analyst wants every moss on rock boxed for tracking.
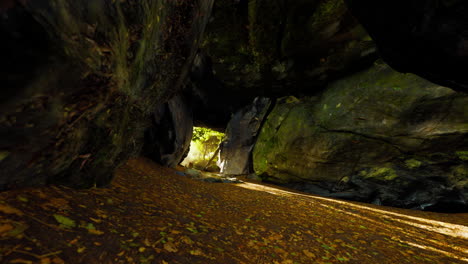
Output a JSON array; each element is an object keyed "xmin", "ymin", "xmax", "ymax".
[
  {"xmin": 456, "ymin": 151, "xmax": 468, "ymax": 161},
  {"xmin": 253, "ymin": 62, "xmax": 468, "ymax": 197},
  {"xmin": 360, "ymin": 167, "xmax": 398, "ymax": 181},
  {"xmin": 405, "ymin": 159, "xmax": 423, "ymax": 169}
]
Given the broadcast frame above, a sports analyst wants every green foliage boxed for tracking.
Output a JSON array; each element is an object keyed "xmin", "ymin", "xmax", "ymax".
[
  {"xmin": 191, "ymin": 127, "xmax": 224, "ymax": 143},
  {"xmin": 182, "ymin": 127, "xmax": 225, "ymax": 170}
]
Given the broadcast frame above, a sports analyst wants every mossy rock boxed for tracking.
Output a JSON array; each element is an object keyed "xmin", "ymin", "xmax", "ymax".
[{"xmin": 253, "ymin": 62, "xmax": 468, "ymax": 208}]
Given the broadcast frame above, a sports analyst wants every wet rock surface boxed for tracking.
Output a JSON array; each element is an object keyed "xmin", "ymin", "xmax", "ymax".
[{"xmin": 253, "ymin": 62, "xmax": 468, "ymax": 211}]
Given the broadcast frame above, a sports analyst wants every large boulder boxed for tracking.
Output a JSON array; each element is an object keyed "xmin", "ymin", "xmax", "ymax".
[
  {"xmin": 253, "ymin": 62, "xmax": 468, "ymax": 211},
  {"xmin": 142, "ymin": 94, "xmax": 193, "ymax": 168},
  {"xmin": 218, "ymin": 97, "xmax": 271, "ymax": 175},
  {"xmin": 205, "ymin": 0, "xmax": 377, "ymax": 93},
  {"xmin": 0, "ymin": 0, "xmax": 213, "ymax": 189},
  {"xmin": 346, "ymin": 0, "xmax": 468, "ymax": 92},
  {"xmin": 191, "ymin": 0, "xmax": 377, "ymax": 129}
]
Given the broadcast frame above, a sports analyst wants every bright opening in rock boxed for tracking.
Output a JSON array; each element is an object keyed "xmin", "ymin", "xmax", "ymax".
[{"xmin": 181, "ymin": 127, "xmax": 225, "ymax": 172}]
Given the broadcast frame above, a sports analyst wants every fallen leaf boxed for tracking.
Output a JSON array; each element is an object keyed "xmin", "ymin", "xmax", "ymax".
[
  {"xmin": 303, "ymin": 249, "xmax": 316, "ymax": 258},
  {"xmin": 53, "ymin": 214, "xmax": 76, "ymax": 228},
  {"xmin": 86, "ymin": 223, "xmax": 96, "ymax": 229},
  {"xmin": 163, "ymin": 242, "xmax": 178, "ymax": 253},
  {"xmin": 88, "ymin": 229, "xmax": 104, "ymax": 235},
  {"xmin": 17, "ymin": 196, "xmax": 29, "ymax": 202},
  {"xmin": 180, "ymin": 236, "xmax": 193, "ymax": 245},
  {"xmin": 0, "ymin": 203, "xmax": 24, "ymax": 215},
  {"xmin": 89, "ymin": 217, "xmax": 102, "ymax": 223},
  {"xmin": 189, "ymin": 248, "xmax": 203, "ymax": 256},
  {"xmin": 40, "ymin": 258, "xmax": 51, "ymax": 264},
  {"xmin": 51, "ymin": 257, "xmax": 65, "ymax": 264},
  {"xmin": 0, "ymin": 223, "xmax": 14, "ymax": 234},
  {"xmin": 42, "ymin": 198, "xmax": 70, "ymax": 210},
  {"xmin": 77, "ymin": 247, "xmax": 86, "ymax": 253},
  {"xmin": 1, "ymin": 221, "xmax": 28, "ymax": 238}
]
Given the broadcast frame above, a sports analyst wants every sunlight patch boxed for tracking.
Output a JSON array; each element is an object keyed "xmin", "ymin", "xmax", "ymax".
[{"xmin": 181, "ymin": 127, "xmax": 224, "ymax": 171}]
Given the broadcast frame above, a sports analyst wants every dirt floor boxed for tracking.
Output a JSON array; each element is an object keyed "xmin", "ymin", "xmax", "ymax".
[{"xmin": 0, "ymin": 157, "xmax": 467, "ymax": 264}]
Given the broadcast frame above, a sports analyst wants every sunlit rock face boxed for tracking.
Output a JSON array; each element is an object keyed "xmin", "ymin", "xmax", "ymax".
[
  {"xmin": 346, "ymin": 0, "xmax": 468, "ymax": 92},
  {"xmin": 0, "ymin": 0, "xmax": 213, "ymax": 189},
  {"xmin": 218, "ymin": 97, "xmax": 271, "ymax": 175},
  {"xmin": 253, "ymin": 62, "xmax": 468, "ymax": 211}
]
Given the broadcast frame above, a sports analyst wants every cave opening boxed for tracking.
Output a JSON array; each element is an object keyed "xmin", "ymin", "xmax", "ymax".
[{"xmin": 181, "ymin": 126, "xmax": 224, "ymax": 172}]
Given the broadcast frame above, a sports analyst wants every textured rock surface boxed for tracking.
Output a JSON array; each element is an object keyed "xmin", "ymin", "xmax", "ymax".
[
  {"xmin": 143, "ymin": 94, "xmax": 193, "ymax": 168},
  {"xmin": 191, "ymin": 0, "xmax": 377, "ymax": 129},
  {"xmin": 0, "ymin": 0, "xmax": 213, "ymax": 189},
  {"xmin": 218, "ymin": 97, "xmax": 271, "ymax": 175},
  {"xmin": 205, "ymin": 0, "xmax": 377, "ymax": 92},
  {"xmin": 346, "ymin": 0, "xmax": 468, "ymax": 92},
  {"xmin": 253, "ymin": 62, "xmax": 468, "ymax": 211}
]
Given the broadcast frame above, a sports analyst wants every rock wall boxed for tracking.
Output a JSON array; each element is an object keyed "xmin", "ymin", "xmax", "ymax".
[
  {"xmin": 203, "ymin": 0, "xmax": 376, "ymax": 94},
  {"xmin": 191, "ymin": 0, "xmax": 377, "ymax": 129},
  {"xmin": 218, "ymin": 97, "xmax": 271, "ymax": 175},
  {"xmin": 253, "ymin": 62, "xmax": 468, "ymax": 210},
  {"xmin": 142, "ymin": 94, "xmax": 193, "ymax": 168},
  {"xmin": 0, "ymin": 0, "xmax": 213, "ymax": 189}
]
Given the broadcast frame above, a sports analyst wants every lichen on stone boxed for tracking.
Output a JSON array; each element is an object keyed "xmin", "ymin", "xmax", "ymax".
[
  {"xmin": 405, "ymin": 159, "xmax": 422, "ymax": 169},
  {"xmin": 455, "ymin": 151, "xmax": 468, "ymax": 161},
  {"xmin": 449, "ymin": 165, "xmax": 468, "ymax": 188},
  {"xmin": 360, "ymin": 167, "xmax": 398, "ymax": 181}
]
